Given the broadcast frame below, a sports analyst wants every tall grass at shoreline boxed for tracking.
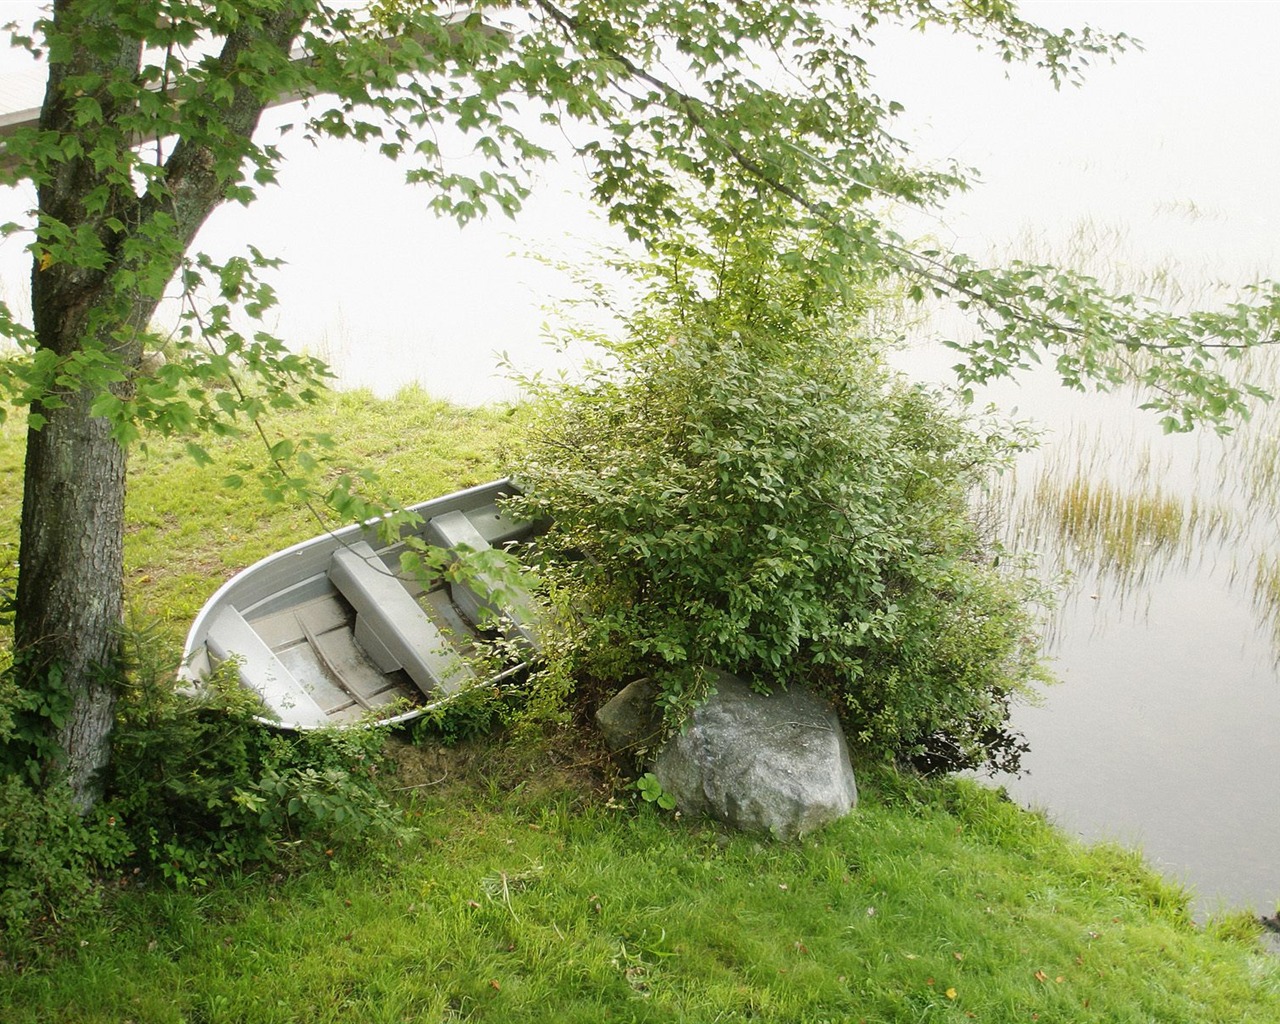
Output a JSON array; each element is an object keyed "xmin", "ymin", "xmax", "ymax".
[{"xmin": 944, "ymin": 217, "xmax": 1280, "ymax": 652}]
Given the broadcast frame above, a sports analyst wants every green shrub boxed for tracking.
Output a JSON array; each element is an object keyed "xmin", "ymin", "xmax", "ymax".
[
  {"xmin": 103, "ymin": 657, "xmax": 407, "ymax": 885},
  {"xmin": 0, "ymin": 621, "xmax": 409, "ymax": 955},
  {"xmin": 0, "ymin": 776, "xmax": 132, "ymax": 960},
  {"xmin": 512, "ymin": 234, "xmax": 1047, "ymax": 771},
  {"xmin": 411, "ymin": 683, "xmax": 516, "ymax": 746}
]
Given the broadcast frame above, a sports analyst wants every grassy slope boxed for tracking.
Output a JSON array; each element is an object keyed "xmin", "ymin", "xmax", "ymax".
[{"xmin": 2, "ymin": 389, "xmax": 1278, "ymax": 1022}]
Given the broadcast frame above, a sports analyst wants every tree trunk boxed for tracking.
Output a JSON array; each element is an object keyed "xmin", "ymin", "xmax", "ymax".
[
  {"xmin": 8, "ymin": 0, "xmax": 144, "ymax": 809},
  {"xmin": 14, "ymin": 391, "xmax": 127, "ymax": 808}
]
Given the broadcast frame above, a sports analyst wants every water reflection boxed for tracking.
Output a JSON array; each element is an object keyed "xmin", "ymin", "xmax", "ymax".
[{"xmin": 929, "ymin": 239, "xmax": 1280, "ymax": 920}]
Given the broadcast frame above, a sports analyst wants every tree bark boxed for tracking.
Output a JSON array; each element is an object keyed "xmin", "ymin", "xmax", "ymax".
[
  {"xmin": 14, "ymin": 394, "xmax": 128, "ymax": 807},
  {"xmin": 9, "ymin": 0, "xmax": 144, "ymax": 808}
]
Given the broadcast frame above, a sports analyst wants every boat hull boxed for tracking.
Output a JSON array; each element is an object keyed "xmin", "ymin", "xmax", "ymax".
[{"xmin": 179, "ymin": 479, "xmax": 537, "ymax": 729}]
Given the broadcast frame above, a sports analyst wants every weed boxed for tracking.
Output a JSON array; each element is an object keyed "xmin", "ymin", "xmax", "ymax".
[
  {"xmin": 105, "ymin": 656, "xmax": 408, "ymax": 882},
  {"xmin": 633, "ymin": 771, "xmax": 676, "ymax": 810}
]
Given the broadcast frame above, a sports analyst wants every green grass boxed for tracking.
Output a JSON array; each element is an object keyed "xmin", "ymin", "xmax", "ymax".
[
  {"xmin": 2, "ymin": 387, "xmax": 1279, "ymax": 1022},
  {"xmin": 3, "ymin": 756, "xmax": 1277, "ymax": 1023}
]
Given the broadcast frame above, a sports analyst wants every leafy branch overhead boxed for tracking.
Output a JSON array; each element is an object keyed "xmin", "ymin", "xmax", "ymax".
[{"xmin": 0, "ymin": 1, "xmax": 1273, "ymax": 440}]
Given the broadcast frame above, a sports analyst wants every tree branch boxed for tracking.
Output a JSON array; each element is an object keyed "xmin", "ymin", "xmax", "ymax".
[{"xmin": 142, "ymin": 5, "xmax": 304, "ymax": 252}]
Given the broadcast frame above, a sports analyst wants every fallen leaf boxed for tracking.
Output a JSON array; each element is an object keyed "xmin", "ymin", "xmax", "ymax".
[
  {"xmin": 1034, "ymin": 970, "xmax": 1048, "ymax": 983},
  {"xmin": 953, "ymin": 952, "xmax": 965, "ymax": 961},
  {"xmin": 489, "ymin": 979, "xmax": 500, "ymax": 991}
]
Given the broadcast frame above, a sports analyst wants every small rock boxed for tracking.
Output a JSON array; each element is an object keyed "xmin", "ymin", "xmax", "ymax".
[{"xmin": 595, "ymin": 677, "xmax": 665, "ymax": 757}]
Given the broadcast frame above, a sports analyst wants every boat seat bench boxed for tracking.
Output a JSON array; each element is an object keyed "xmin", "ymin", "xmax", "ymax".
[
  {"xmin": 424, "ymin": 510, "xmax": 542, "ymax": 653},
  {"xmin": 206, "ymin": 605, "xmax": 330, "ymax": 729},
  {"xmin": 327, "ymin": 541, "xmax": 475, "ymax": 697}
]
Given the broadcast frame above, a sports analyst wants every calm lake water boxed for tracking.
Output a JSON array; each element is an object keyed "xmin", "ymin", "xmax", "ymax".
[
  {"xmin": 1005, "ymin": 362, "xmax": 1280, "ymax": 917},
  {"xmin": 894, "ymin": 335, "xmax": 1280, "ymax": 919},
  {"xmin": 871, "ymin": 4, "xmax": 1280, "ymax": 918},
  {"xmin": 0, "ymin": 2, "xmax": 1276, "ymax": 919}
]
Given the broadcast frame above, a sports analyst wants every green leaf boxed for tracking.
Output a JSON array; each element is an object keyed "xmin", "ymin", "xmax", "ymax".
[{"xmin": 184, "ymin": 442, "xmax": 213, "ymax": 466}]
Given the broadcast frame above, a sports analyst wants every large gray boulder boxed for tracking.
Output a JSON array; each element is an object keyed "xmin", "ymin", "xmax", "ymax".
[{"xmin": 597, "ymin": 670, "xmax": 857, "ymax": 838}]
